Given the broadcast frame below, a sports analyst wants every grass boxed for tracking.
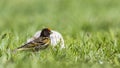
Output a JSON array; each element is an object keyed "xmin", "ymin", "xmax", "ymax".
[{"xmin": 0, "ymin": 0, "xmax": 120, "ymax": 68}]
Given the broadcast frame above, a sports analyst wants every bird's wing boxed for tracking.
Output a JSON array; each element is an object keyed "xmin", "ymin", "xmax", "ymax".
[
  {"xmin": 33, "ymin": 37, "xmax": 50, "ymax": 51},
  {"xmin": 17, "ymin": 42, "xmax": 38, "ymax": 49},
  {"xmin": 35, "ymin": 37, "xmax": 50, "ymax": 46},
  {"xmin": 17, "ymin": 37, "xmax": 50, "ymax": 49}
]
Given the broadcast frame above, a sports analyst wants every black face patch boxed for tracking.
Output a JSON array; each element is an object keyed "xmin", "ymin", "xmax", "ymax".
[{"xmin": 40, "ymin": 28, "xmax": 51, "ymax": 37}]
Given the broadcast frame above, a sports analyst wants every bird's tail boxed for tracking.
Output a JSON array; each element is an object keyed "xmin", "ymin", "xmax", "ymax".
[
  {"xmin": 17, "ymin": 43, "xmax": 28, "ymax": 49},
  {"xmin": 12, "ymin": 43, "xmax": 34, "ymax": 53}
]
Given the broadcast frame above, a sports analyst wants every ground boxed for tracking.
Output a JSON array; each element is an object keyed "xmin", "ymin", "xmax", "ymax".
[{"xmin": 0, "ymin": 0, "xmax": 120, "ymax": 68}]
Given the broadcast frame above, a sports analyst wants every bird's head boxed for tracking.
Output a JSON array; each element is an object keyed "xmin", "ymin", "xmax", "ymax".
[{"xmin": 40, "ymin": 28, "xmax": 52, "ymax": 37}]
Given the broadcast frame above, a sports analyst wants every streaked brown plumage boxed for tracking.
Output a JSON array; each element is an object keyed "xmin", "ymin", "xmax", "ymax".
[{"xmin": 15, "ymin": 28, "xmax": 52, "ymax": 52}]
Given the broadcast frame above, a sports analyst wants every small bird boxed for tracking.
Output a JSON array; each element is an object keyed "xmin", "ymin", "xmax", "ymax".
[
  {"xmin": 27, "ymin": 29, "xmax": 65, "ymax": 49},
  {"xmin": 15, "ymin": 28, "xmax": 52, "ymax": 52},
  {"xmin": 13, "ymin": 28, "xmax": 65, "ymax": 52}
]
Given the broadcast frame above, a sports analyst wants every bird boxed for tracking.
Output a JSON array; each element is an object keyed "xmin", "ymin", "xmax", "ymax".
[
  {"xmin": 27, "ymin": 29, "xmax": 65, "ymax": 49},
  {"xmin": 13, "ymin": 28, "xmax": 65, "ymax": 52},
  {"xmin": 15, "ymin": 28, "xmax": 52, "ymax": 52}
]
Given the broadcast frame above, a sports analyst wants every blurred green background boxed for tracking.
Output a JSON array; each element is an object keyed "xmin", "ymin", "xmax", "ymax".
[
  {"xmin": 0, "ymin": 0, "xmax": 120, "ymax": 68},
  {"xmin": 0, "ymin": 0, "xmax": 120, "ymax": 33}
]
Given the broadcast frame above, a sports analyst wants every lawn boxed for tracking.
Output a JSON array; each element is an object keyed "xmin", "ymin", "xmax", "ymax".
[{"xmin": 0, "ymin": 0, "xmax": 120, "ymax": 68}]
